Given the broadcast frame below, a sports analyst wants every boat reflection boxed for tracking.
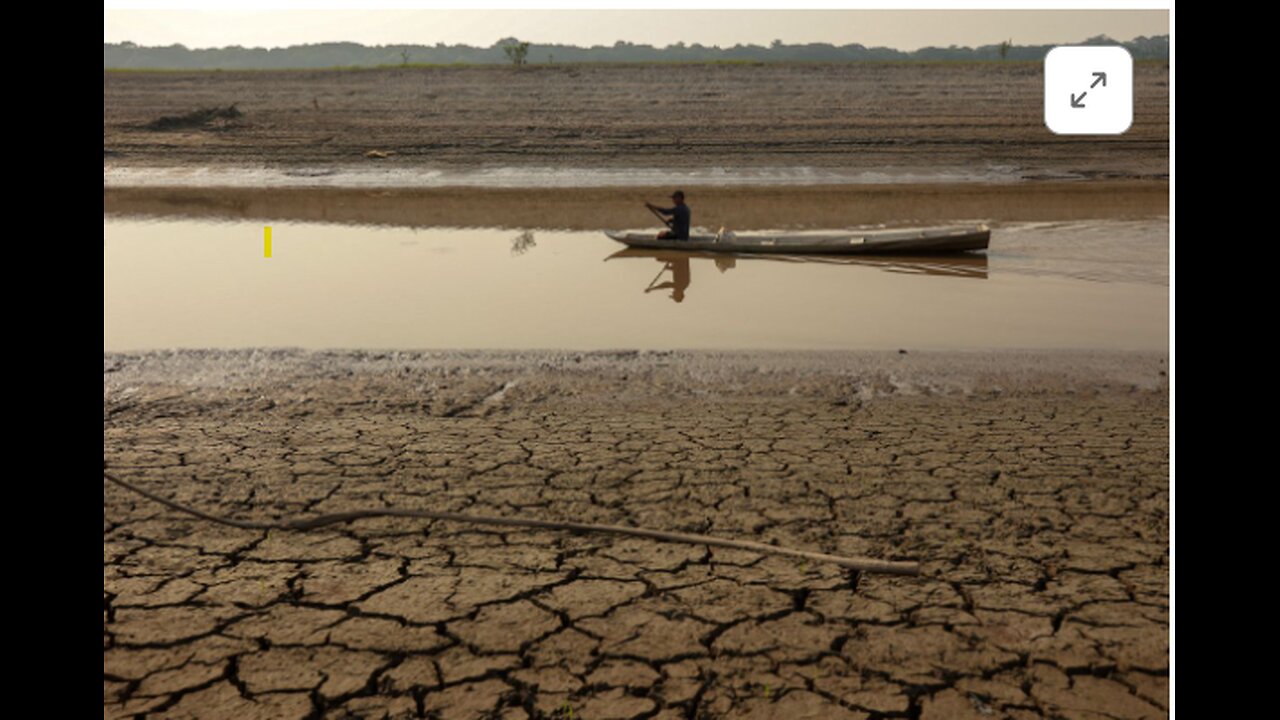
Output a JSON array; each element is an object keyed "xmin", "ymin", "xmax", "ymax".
[{"xmin": 608, "ymin": 249, "xmax": 987, "ymax": 303}]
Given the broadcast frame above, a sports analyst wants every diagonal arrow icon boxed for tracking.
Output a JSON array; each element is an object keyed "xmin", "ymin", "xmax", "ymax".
[{"xmin": 1044, "ymin": 46, "xmax": 1132, "ymax": 134}]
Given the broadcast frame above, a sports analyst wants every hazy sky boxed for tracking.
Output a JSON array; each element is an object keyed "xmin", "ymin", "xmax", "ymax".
[{"xmin": 104, "ymin": 10, "xmax": 1168, "ymax": 51}]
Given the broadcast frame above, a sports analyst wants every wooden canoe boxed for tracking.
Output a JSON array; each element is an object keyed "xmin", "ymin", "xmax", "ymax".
[{"xmin": 604, "ymin": 224, "xmax": 989, "ymax": 255}]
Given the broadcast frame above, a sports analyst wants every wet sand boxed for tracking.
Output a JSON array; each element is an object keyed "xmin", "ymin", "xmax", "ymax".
[
  {"xmin": 104, "ymin": 350, "xmax": 1168, "ymax": 720},
  {"xmin": 104, "ymin": 63, "xmax": 1169, "ymax": 180},
  {"xmin": 105, "ymin": 181, "xmax": 1167, "ymax": 230}
]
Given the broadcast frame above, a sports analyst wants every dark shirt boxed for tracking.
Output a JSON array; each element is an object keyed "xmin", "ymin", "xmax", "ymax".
[{"xmin": 661, "ymin": 204, "xmax": 691, "ymax": 240}]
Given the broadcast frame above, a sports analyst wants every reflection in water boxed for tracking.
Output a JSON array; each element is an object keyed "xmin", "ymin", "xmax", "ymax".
[
  {"xmin": 609, "ymin": 249, "xmax": 988, "ymax": 302},
  {"xmin": 510, "ymin": 230, "xmax": 537, "ymax": 256},
  {"xmin": 644, "ymin": 257, "xmax": 691, "ymax": 303}
]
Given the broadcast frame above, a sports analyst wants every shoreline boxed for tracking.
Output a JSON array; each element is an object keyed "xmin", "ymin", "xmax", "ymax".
[
  {"xmin": 105, "ymin": 348, "xmax": 1169, "ymax": 405},
  {"xmin": 103, "ymin": 165, "xmax": 1166, "ymax": 189},
  {"xmin": 105, "ymin": 179, "xmax": 1168, "ymax": 229}
]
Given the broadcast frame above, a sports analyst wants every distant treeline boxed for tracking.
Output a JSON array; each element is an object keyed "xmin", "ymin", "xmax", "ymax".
[{"xmin": 105, "ymin": 35, "xmax": 1168, "ymax": 70}]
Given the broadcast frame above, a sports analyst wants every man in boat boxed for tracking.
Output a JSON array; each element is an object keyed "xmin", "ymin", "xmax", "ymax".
[{"xmin": 645, "ymin": 191, "xmax": 691, "ymax": 240}]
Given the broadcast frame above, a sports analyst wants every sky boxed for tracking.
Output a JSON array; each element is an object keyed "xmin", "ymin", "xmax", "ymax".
[{"xmin": 104, "ymin": 9, "xmax": 1169, "ymax": 51}]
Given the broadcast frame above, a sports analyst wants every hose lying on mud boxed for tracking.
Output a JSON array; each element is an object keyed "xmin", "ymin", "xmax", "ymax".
[{"xmin": 103, "ymin": 472, "xmax": 920, "ymax": 576}]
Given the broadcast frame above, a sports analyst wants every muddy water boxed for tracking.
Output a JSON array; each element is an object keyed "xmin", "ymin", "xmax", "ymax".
[{"xmin": 103, "ymin": 218, "xmax": 1167, "ymax": 352}]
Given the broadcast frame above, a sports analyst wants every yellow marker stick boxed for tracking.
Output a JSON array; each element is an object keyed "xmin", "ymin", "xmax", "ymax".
[{"xmin": 264, "ymin": 226, "xmax": 273, "ymax": 258}]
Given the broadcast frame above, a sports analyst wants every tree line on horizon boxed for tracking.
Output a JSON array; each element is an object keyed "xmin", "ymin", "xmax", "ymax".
[{"xmin": 104, "ymin": 35, "xmax": 1168, "ymax": 70}]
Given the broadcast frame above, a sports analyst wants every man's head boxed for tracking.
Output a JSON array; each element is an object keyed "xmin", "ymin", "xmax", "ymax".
[{"xmin": 671, "ymin": 190, "xmax": 685, "ymax": 205}]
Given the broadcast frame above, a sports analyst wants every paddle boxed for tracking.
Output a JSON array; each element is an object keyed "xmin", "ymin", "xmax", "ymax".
[{"xmin": 646, "ymin": 203, "xmax": 674, "ymax": 230}]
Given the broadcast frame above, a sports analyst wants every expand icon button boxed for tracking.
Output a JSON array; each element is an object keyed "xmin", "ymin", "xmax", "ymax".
[{"xmin": 1044, "ymin": 45, "xmax": 1134, "ymax": 135}]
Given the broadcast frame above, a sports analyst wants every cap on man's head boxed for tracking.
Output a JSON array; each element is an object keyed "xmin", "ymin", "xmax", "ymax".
[{"xmin": 671, "ymin": 190, "xmax": 685, "ymax": 200}]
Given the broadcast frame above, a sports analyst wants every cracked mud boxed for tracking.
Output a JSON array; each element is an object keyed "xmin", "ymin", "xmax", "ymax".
[{"xmin": 104, "ymin": 350, "xmax": 1169, "ymax": 719}]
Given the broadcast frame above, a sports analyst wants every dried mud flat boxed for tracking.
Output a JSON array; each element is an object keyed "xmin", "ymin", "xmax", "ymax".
[
  {"xmin": 104, "ymin": 350, "xmax": 1169, "ymax": 719},
  {"xmin": 103, "ymin": 63, "xmax": 1169, "ymax": 179}
]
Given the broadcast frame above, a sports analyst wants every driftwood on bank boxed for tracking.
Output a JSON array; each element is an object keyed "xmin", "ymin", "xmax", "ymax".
[{"xmin": 103, "ymin": 472, "xmax": 920, "ymax": 576}]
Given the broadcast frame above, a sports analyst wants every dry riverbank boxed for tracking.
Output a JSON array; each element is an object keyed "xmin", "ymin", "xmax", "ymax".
[{"xmin": 104, "ymin": 349, "xmax": 1169, "ymax": 719}]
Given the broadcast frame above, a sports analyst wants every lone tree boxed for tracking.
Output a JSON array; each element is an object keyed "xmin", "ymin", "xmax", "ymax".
[
  {"xmin": 999, "ymin": 39, "xmax": 1012, "ymax": 60},
  {"xmin": 503, "ymin": 40, "xmax": 530, "ymax": 67}
]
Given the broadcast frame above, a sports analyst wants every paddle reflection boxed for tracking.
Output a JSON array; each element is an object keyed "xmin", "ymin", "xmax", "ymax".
[{"xmin": 643, "ymin": 257, "xmax": 690, "ymax": 302}]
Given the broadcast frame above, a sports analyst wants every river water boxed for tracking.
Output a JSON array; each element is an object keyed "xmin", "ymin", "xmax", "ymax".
[{"xmin": 104, "ymin": 217, "xmax": 1167, "ymax": 352}]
